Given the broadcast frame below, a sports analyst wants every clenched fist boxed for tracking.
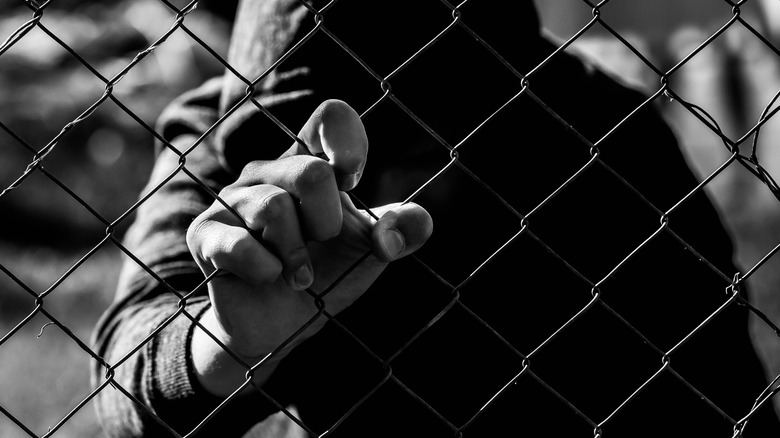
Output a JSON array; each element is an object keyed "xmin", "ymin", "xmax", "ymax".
[{"xmin": 187, "ymin": 100, "xmax": 433, "ymax": 396}]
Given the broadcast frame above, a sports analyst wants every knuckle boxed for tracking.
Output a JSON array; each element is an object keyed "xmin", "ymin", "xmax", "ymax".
[
  {"xmin": 217, "ymin": 185, "xmax": 237, "ymax": 202},
  {"xmin": 221, "ymin": 231, "xmax": 253, "ymax": 260},
  {"xmin": 237, "ymin": 160, "xmax": 262, "ymax": 182},
  {"xmin": 259, "ymin": 190, "xmax": 294, "ymax": 222},
  {"xmin": 293, "ymin": 157, "xmax": 334, "ymax": 192},
  {"xmin": 186, "ymin": 215, "xmax": 210, "ymax": 250}
]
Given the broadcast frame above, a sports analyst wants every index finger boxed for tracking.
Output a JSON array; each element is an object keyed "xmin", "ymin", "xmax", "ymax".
[{"xmin": 280, "ymin": 99, "xmax": 369, "ymax": 191}]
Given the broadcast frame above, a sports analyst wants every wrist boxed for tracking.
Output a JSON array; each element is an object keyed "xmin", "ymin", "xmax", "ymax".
[{"xmin": 191, "ymin": 308, "xmax": 286, "ymax": 397}]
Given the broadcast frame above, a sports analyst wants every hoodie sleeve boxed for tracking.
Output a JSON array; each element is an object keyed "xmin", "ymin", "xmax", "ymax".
[{"xmin": 90, "ymin": 77, "xmax": 285, "ymax": 437}]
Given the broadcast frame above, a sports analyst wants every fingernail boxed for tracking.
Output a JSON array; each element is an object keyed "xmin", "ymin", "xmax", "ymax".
[
  {"xmin": 381, "ymin": 229, "xmax": 405, "ymax": 258},
  {"xmin": 294, "ymin": 264, "xmax": 313, "ymax": 289}
]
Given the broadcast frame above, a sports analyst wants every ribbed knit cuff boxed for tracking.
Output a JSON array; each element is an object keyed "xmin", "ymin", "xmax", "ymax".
[
  {"xmin": 148, "ymin": 298, "xmax": 223, "ymax": 433},
  {"xmin": 149, "ymin": 297, "xmax": 283, "ymax": 436}
]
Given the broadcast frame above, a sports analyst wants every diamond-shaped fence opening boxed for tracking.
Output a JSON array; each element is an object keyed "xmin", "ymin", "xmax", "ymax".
[{"xmin": 4, "ymin": 0, "xmax": 780, "ymax": 437}]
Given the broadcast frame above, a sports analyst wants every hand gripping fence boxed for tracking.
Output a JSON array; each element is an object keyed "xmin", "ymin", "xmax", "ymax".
[{"xmin": 4, "ymin": 0, "xmax": 780, "ymax": 437}]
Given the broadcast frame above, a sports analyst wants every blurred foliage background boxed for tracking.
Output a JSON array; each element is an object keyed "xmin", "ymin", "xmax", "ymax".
[
  {"xmin": 3, "ymin": 0, "xmax": 780, "ymax": 436},
  {"xmin": 0, "ymin": 1, "xmax": 234, "ymax": 436}
]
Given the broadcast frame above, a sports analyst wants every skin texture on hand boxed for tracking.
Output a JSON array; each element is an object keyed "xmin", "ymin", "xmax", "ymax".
[{"xmin": 186, "ymin": 99, "xmax": 433, "ymax": 396}]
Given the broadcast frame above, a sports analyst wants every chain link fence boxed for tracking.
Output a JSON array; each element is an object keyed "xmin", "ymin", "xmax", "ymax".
[{"xmin": 4, "ymin": 0, "xmax": 780, "ymax": 436}]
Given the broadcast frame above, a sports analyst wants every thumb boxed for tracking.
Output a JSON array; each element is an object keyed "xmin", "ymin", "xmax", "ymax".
[
  {"xmin": 281, "ymin": 99, "xmax": 369, "ymax": 191},
  {"xmin": 366, "ymin": 202, "xmax": 434, "ymax": 262}
]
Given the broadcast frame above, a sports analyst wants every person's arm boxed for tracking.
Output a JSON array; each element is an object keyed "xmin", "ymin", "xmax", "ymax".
[
  {"xmin": 92, "ymin": 96, "xmax": 433, "ymax": 437},
  {"xmin": 91, "ymin": 79, "xmax": 278, "ymax": 436},
  {"xmin": 91, "ymin": 127, "xmax": 256, "ymax": 436}
]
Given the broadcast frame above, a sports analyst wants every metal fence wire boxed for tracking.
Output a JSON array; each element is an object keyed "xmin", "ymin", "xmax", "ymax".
[{"xmin": 5, "ymin": 0, "xmax": 780, "ymax": 436}]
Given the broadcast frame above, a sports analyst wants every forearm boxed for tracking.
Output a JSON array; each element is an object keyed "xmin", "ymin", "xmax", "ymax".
[
  {"xmin": 94, "ymin": 293, "xmax": 220, "ymax": 437},
  {"xmin": 95, "ymin": 292, "xmax": 284, "ymax": 437}
]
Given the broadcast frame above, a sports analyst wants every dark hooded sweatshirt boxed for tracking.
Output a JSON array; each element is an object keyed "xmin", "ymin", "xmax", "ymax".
[{"xmin": 91, "ymin": 1, "xmax": 780, "ymax": 436}]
